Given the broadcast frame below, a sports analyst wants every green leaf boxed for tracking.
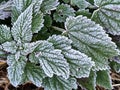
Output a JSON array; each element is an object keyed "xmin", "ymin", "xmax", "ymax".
[
  {"xmin": 43, "ymin": 76, "xmax": 77, "ymax": 90},
  {"xmin": 78, "ymin": 71, "xmax": 97, "ymax": 90},
  {"xmin": 21, "ymin": 41, "xmax": 40, "ymax": 55},
  {"xmin": 12, "ymin": 4, "xmax": 33, "ymax": 43},
  {"xmin": 44, "ymin": 15, "xmax": 52, "ymax": 27},
  {"xmin": 0, "ymin": 45, "xmax": 6, "ymax": 58},
  {"xmin": 7, "ymin": 55, "xmax": 27, "ymax": 87},
  {"xmin": 41, "ymin": 0, "xmax": 59, "ymax": 14},
  {"xmin": 22, "ymin": 63, "xmax": 46, "ymax": 87},
  {"xmin": 96, "ymin": 70, "xmax": 113, "ymax": 89},
  {"xmin": 48, "ymin": 35, "xmax": 94, "ymax": 78},
  {"xmin": 32, "ymin": 11, "xmax": 44, "ymax": 33},
  {"xmin": 0, "ymin": 25, "xmax": 12, "ymax": 44},
  {"xmin": 2, "ymin": 41, "xmax": 17, "ymax": 54},
  {"xmin": 70, "ymin": 0, "xmax": 89, "ymax": 9},
  {"xmin": 92, "ymin": 0, "xmax": 120, "ymax": 35},
  {"xmin": 65, "ymin": 15, "xmax": 119, "ymax": 71},
  {"xmin": 53, "ymin": 4, "xmax": 75, "ymax": 22},
  {"xmin": 31, "ymin": 41, "xmax": 70, "ymax": 79}
]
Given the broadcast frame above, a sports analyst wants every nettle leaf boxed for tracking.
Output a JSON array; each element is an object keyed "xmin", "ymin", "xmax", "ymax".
[
  {"xmin": 92, "ymin": 0, "xmax": 120, "ymax": 35},
  {"xmin": 48, "ymin": 35, "xmax": 94, "ymax": 78},
  {"xmin": 96, "ymin": 70, "xmax": 113, "ymax": 89},
  {"xmin": 43, "ymin": 76, "xmax": 77, "ymax": 90},
  {"xmin": 29, "ymin": 53, "xmax": 39, "ymax": 64},
  {"xmin": 70, "ymin": 0, "xmax": 90, "ymax": 9},
  {"xmin": 22, "ymin": 63, "xmax": 46, "ymax": 87},
  {"xmin": 65, "ymin": 15, "xmax": 119, "ymax": 71},
  {"xmin": 41, "ymin": 0, "xmax": 59, "ymax": 14},
  {"xmin": 0, "ymin": 45, "xmax": 6, "ymax": 58},
  {"xmin": 21, "ymin": 41, "xmax": 40, "ymax": 55},
  {"xmin": 30, "ymin": 41, "xmax": 70, "ymax": 79},
  {"xmin": 53, "ymin": 4, "xmax": 75, "ymax": 22},
  {"xmin": 7, "ymin": 55, "xmax": 27, "ymax": 87},
  {"xmin": 78, "ymin": 71, "xmax": 97, "ymax": 90},
  {"xmin": 32, "ymin": 11, "xmax": 44, "ymax": 33},
  {"xmin": 12, "ymin": 4, "xmax": 33, "ymax": 43},
  {"xmin": 2, "ymin": 41, "xmax": 17, "ymax": 54},
  {"xmin": 0, "ymin": 0, "xmax": 11, "ymax": 20},
  {"xmin": 0, "ymin": 25, "xmax": 12, "ymax": 44}
]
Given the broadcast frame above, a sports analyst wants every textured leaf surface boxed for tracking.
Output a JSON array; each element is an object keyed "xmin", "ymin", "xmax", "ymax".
[
  {"xmin": 21, "ymin": 41, "xmax": 40, "ymax": 55},
  {"xmin": 70, "ymin": 0, "xmax": 89, "ymax": 9},
  {"xmin": 2, "ymin": 41, "xmax": 17, "ymax": 54},
  {"xmin": 22, "ymin": 63, "xmax": 46, "ymax": 87},
  {"xmin": 96, "ymin": 70, "xmax": 113, "ymax": 89},
  {"xmin": 7, "ymin": 55, "xmax": 27, "ymax": 87},
  {"xmin": 41, "ymin": 0, "xmax": 59, "ymax": 14},
  {"xmin": 65, "ymin": 15, "xmax": 119, "ymax": 70},
  {"xmin": 92, "ymin": 0, "xmax": 120, "ymax": 35},
  {"xmin": 12, "ymin": 4, "xmax": 33, "ymax": 42},
  {"xmin": 43, "ymin": 76, "xmax": 77, "ymax": 90},
  {"xmin": 0, "ymin": 25, "xmax": 12, "ymax": 44},
  {"xmin": 0, "ymin": 0, "xmax": 11, "ymax": 20},
  {"xmin": 53, "ymin": 4, "xmax": 75, "ymax": 22},
  {"xmin": 32, "ymin": 11, "xmax": 44, "ymax": 33},
  {"xmin": 32, "ymin": 41, "xmax": 69, "ymax": 79},
  {"xmin": 78, "ymin": 71, "xmax": 97, "ymax": 90},
  {"xmin": 48, "ymin": 35, "xmax": 94, "ymax": 78}
]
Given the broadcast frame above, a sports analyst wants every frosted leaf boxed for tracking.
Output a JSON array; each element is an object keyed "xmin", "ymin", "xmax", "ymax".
[
  {"xmin": 12, "ymin": 4, "xmax": 33, "ymax": 43},
  {"xmin": 43, "ymin": 76, "xmax": 77, "ymax": 90},
  {"xmin": 70, "ymin": 0, "xmax": 89, "ymax": 9},
  {"xmin": 96, "ymin": 70, "xmax": 113, "ymax": 89},
  {"xmin": 92, "ymin": 0, "xmax": 120, "ymax": 35},
  {"xmin": 41, "ymin": 0, "xmax": 59, "ymax": 14},
  {"xmin": 21, "ymin": 41, "xmax": 40, "ymax": 55},
  {"xmin": 29, "ymin": 53, "xmax": 39, "ymax": 64},
  {"xmin": 32, "ymin": 11, "xmax": 44, "ymax": 33},
  {"xmin": 32, "ymin": 41, "xmax": 70, "ymax": 79},
  {"xmin": 53, "ymin": 4, "xmax": 75, "ymax": 22},
  {"xmin": 48, "ymin": 35, "xmax": 94, "ymax": 78},
  {"xmin": 7, "ymin": 55, "xmax": 27, "ymax": 87},
  {"xmin": 0, "ymin": 25, "xmax": 12, "ymax": 44},
  {"xmin": 2, "ymin": 41, "xmax": 17, "ymax": 54},
  {"xmin": 78, "ymin": 71, "xmax": 97, "ymax": 90},
  {"xmin": 65, "ymin": 15, "xmax": 119, "ymax": 71},
  {"xmin": 22, "ymin": 63, "xmax": 46, "ymax": 87},
  {"xmin": 0, "ymin": 0, "xmax": 11, "ymax": 20}
]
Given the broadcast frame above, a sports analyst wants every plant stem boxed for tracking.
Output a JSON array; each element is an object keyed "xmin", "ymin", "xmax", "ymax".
[{"xmin": 52, "ymin": 26, "xmax": 66, "ymax": 32}]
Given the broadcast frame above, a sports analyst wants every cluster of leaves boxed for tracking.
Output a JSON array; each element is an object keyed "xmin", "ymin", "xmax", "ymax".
[{"xmin": 0, "ymin": 0, "xmax": 120, "ymax": 90}]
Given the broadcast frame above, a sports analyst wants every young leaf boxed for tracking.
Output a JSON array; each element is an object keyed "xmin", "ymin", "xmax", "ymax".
[
  {"xmin": 2, "ymin": 41, "xmax": 17, "ymax": 54},
  {"xmin": 22, "ymin": 63, "xmax": 46, "ymax": 87},
  {"xmin": 43, "ymin": 76, "xmax": 77, "ymax": 90},
  {"xmin": 92, "ymin": 0, "xmax": 120, "ymax": 35},
  {"xmin": 65, "ymin": 15, "xmax": 119, "ymax": 71},
  {"xmin": 96, "ymin": 70, "xmax": 113, "ymax": 89},
  {"xmin": 7, "ymin": 55, "xmax": 27, "ymax": 87},
  {"xmin": 12, "ymin": 4, "xmax": 33, "ymax": 43},
  {"xmin": 53, "ymin": 4, "xmax": 75, "ymax": 22},
  {"xmin": 31, "ymin": 41, "xmax": 70, "ymax": 79},
  {"xmin": 0, "ymin": 0, "xmax": 11, "ymax": 20},
  {"xmin": 78, "ymin": 71, "xmax": 97, "ymax": 90},
  {"xmin": 21, "ymin": 41, "xmax": 40, "ymax": 55},
  {"xmin": 0, "ymin": 25, "xmax": 12, "ymax": 44},
  {"xmin": 41, "ymin": 0, "xmax": 59, "ymax": 14},
  {"xmin": 48, "ymin": 35, "xmax": 94, "ymax": 78}
]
